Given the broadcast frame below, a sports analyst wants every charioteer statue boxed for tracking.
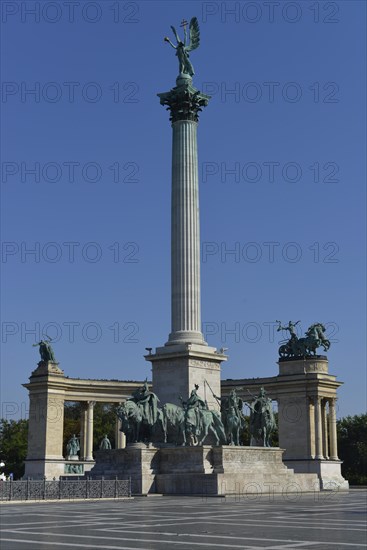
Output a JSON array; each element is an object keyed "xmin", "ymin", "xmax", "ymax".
[{"xmin": 277, "ymin": 320, "xmax": 330, "ymax": 358}]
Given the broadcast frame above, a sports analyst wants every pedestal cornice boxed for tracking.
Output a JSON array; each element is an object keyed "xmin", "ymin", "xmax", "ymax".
[{"xmin": 145, "ymin": 343, "xmax": 227, "ymax": 364}]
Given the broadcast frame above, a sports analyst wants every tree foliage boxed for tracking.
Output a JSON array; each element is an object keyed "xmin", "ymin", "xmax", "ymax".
[
  {"xmin": 337, "ymin": 414, "xmax": 367, "ymax": 485},
  {"xmin": 63, "ymin": 402, "xmax": 117, "ymax": 454},
  {"xmin": 0, "ymin": 419, "xmax": 28, "ymax": 479}
]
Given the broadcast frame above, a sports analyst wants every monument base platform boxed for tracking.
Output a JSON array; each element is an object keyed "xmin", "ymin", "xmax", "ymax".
[
  {"xmin": 284, "ymin": 458, "xmax": 349, "ymax": 491},
  {"xmin": 91, "ymin": 446, "xmax": 320, "ymax": 496}
]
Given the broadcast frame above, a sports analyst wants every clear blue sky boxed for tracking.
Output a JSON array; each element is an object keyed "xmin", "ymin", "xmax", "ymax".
[{"xmin": 1, "ymin": 1, "xmax": 366, "ymax": 420}]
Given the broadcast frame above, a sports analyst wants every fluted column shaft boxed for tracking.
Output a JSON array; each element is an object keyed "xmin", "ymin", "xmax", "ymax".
[
  {"xmin": 314, "ymin": 396, "xmax": 324, "ymax": 459},
  {"xmin": 308, "ymin": 397, "xmax": 315, "ymax": 458},
  {"xmin": 329, "ymin": 398, "xmax": 338, "ymax": 460},
  {"xmin": 168, "ymin": 120, "xmax": 205, "ymax": 345},
  {"xmin": 80, "ymin": 403, "xmax": 88, "ymax": 460},
  {"xmin": 85, "ymin": 401, "xmax": 95, "ymax": 461},
  {"xmin": 322, "ymin": 399, "xmax": 329, "ymax": 459}
]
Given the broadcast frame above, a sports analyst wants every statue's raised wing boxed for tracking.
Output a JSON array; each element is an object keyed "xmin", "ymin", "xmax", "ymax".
[
  {"xmin": 170, "ymin": 25, "xmax": 180, "ymax": 44},
  {"xmin": 186, "ymin": 17, "xmax": 200, "ymax": 52}
]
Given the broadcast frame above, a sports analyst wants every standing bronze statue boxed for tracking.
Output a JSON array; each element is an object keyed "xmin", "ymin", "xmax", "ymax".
[
  {"xmin": 164, "ymin": 17, "xmax": 200, "ymax": 77},
  {"xmin": 32, "ymin": 338, "xmax": 56, "ymax": 362},
  {"xmin": 99, "ymin": 435, "xmax": 112, "ymax": 450},
  {"xmin": 66, "ymin": 434, "xmax": 80, "ymax": 458}
]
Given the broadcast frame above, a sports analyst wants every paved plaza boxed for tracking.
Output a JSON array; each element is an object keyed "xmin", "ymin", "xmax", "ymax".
[{"xmin": 0, "ymin": 489, "xmax": 366, "ymax": 549}]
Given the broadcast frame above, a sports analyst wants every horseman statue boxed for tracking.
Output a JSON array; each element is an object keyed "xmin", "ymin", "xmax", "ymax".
[
  {"xmin": 214, "ymin": 388, "xmax": 246, "ymax": 445},
  {"xmin": 179, "ymin": 384, "xmax": 227, "ymax": 446},
  {"xmin": 247, "ymin": 387, "xmax": 276, "ymax": 447},
  {"xmin": 277, "ymin": 320, "xmax": 331, "ymax": 358},
  {"xmin": 180, "ymin": 384, "xmax": 207, "ymax": 445},
  {"xmin": 129, "ymin": 380, "xmax": 159, "ymax": 426},
  {"xmin": 116, "ymin": 381, "xmax": 160, "ymax": 443}
]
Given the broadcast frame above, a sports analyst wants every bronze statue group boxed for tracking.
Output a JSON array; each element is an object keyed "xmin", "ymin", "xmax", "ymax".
[
  {"xmin": 117, "ymin": 381, "xmax": 276, "ymax": 448},
  {"xmin": 33, "ymin": 319, "xmax": 330, "ymax": 449}
]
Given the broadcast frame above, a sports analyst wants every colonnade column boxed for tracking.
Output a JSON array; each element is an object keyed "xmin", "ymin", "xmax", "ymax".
[
  {"xmin": 314, "ymin": 396, "xmax": 324, "ymax": 459},
  {"xmin": 115, "ymin": 405, "xmax": 126, "ymax": 449},
  {"xmin": 329, "ymin": 398, "xmax": 339, "ymax": 460},
  {"xmin": 85, "ymin": 401, "xmax": 96, "ymax": 461},
  {"xmin": 308, "ymin": 397, "xmax": 315, "ymax": 458},
  {"xmin": 79, "ymin": 403, "xmax": 88, "ymax": 460},
  {"xmin": 322, "ymin": 399, "xmax": 329, "ymax": 459}
]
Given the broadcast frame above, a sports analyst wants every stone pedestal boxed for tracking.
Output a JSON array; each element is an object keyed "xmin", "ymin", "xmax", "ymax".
[
  {"xmin": 91, "ymin": 446, "xmax": 320, "ymax": 496},
  {"xmin": 146, "ymin": 344, "xmax": 226, "ymax": 411},
  {"xmin": 91, "ymin": 447, "xmax": 159, "ymax": 495},
  {"xmin": 283, "ymin": 458, "xmax": 349, "ymax": 491}
]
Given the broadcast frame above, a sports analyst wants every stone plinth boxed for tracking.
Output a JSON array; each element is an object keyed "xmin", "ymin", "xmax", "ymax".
[
  {"xmin": 156, "ymin": 446, "xmax": 319, "ymax": 495},
  {"xmin": 146, "ymin": 344, "xmax": 226, "ymax": 411},
  {"xmin": 91, "ymin": 447, "xmax": 159, "ymax": 495},
  {"xmin": 91, "ymin": 446, "xmax": 320, "ymax": 496},
  {"xmin": 284, "ymin": 459, "xmax": 349, "ymax": 491},
  {"xmin": 278, "ymin": 356, "xmax": 328, "ymax": 376}
]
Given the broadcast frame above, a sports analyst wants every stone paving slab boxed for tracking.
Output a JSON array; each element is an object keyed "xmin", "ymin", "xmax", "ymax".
[{"xmin": 0, "ymin": 489, "xmax": 366, "ymax": 549}]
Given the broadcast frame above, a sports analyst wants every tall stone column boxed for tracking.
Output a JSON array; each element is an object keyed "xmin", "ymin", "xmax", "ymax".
[
  {"xmin": 169, "ymin": 119, "xmax": 203, "ymax": 345},
  {"xmin": 147, "ymin": 74, "xmax": 227, "ymax": 409},
  {"xmin": 314, "ymin": 396, "xmax": 324, "ymax": 459},
  {"xmin": 328, "ymin": 398, "xmax": 338, "ymax": 460},
  {"xmin": 85, "ymin": 401, "xmax": 96, "ymax": 461}
]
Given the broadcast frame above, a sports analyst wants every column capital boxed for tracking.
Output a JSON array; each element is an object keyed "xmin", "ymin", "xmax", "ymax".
[{"xmin": 158, "ymin": 77, "xmax": 211, "ymax": 123}]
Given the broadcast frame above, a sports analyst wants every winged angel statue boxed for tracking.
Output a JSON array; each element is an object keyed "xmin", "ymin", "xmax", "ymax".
[{"xmin": 164, "ymin": 17, "xmax": 200, "ymax": 77}]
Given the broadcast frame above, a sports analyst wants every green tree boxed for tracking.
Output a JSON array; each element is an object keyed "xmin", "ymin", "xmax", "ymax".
[
  {"xmin": 63, "ymin": 402, "xmax": 82, "ymax": 456},
  {"xmin": 0, "ymin": 419, "xmax": 28, "ymax": 479},
  {"xmin": 337, "ymin": 414, "xmax": 367, "ymax": 485},
  {"xmin": 92, "ymin": 403, "xmax": 116, "ymax": 449}
]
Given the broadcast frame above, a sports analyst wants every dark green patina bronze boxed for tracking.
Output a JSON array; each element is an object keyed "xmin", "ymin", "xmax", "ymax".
[
  {"xmin": 247, "ymin": 388, "xmax": 276, "ymax": 447},
  {"xmin": 33, "ymin": 338, "xmax": 56, "ymax": 362},
  {"xmin": 214, "ymin": 389, "xmax": 246, "ymax": 446},
  {"xmin": 164, "ymin": 17, "xmax": 200, "ymax": 77},
  {"xmin": 277, "ymin": 321, "xmax": 331, "ymax": 358},
  {"xmin": 158, "ymin": 17, "xmax": 211, "ymax": 123},
  {"xmin": 99, "ymin": 435, "xmax": 112, "ymax": 450}
]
